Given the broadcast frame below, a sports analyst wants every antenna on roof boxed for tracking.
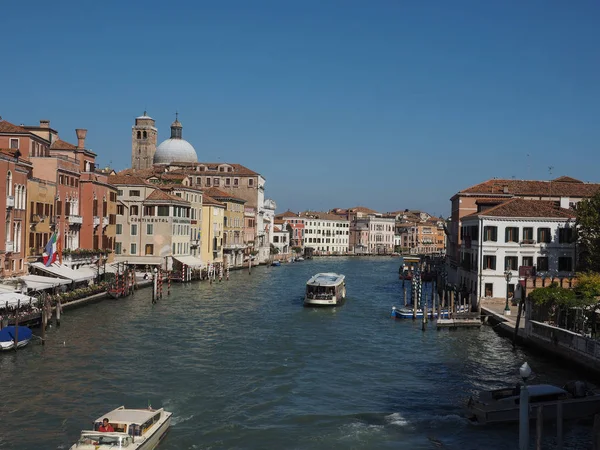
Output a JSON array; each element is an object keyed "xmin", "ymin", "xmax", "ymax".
[{"xmin": 549, "ymin": 166, "xmax": 554, "ymax": 198}]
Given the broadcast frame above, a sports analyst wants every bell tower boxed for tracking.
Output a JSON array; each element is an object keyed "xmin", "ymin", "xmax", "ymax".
[{"xmin": 131, "ymin": 111, "xmax": 158, "ymax": 170}]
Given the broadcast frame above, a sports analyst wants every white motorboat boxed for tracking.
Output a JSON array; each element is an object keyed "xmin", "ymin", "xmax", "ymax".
[
  {"xmin": 70, "ymin": 406, "xmax": 172, "ymax": 449},
  {"xmin": 467, "ymin": 381, "xmax": 600, "ymax": 424},
  {"xmin": 304, "ymin": 273, "xmax": 346, "ymax": 306},
  {"xmin": 0, "ymin": 326, "xmax": 32, "ymax": 351}
]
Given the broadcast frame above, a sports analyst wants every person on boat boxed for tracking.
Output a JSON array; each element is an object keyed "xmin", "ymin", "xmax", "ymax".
[{"xmin": 99, "ymin": 418, "xmax": 114, "ymax": 432}]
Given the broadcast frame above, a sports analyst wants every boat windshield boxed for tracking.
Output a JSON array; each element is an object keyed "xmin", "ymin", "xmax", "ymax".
[
  {"xmin": 77, "ymin": 433, "xmax": 131, "ymax": 447},
  {"xmin": 306, "ymin": 285, "xmax": 335, "ymax": 299}
]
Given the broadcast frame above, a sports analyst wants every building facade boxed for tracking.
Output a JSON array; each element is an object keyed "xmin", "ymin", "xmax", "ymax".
[
  {"xmin": 204, "ymin": 188, "xmax": 246, "ymax": 267},
  {"xmin": 200, "ymin": 195, "xmax": 225, "ymax": 265},
  {"xmin": 300, "ymin": 211, "xmax": 350, "ymax": 254},
  {"xmin": 460, "ymin": 199, "xmax": 577, "ymax": 305},
  {"xmin": 447, "ymin": 176, "xmax": 600, "ymax": 284}
]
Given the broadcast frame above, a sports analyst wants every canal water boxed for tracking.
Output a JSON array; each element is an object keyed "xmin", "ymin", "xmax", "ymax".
[{"xmin": 0, "ymin": 258, "xmax": 594, "ymax": 449}]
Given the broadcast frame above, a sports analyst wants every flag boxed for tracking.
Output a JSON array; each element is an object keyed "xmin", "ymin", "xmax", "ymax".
[{"xmin": 42, "ymin": 232, "xmax": 58, "ymax": 267}]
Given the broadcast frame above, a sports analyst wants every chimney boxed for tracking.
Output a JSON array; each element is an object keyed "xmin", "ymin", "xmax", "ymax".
[
  {"xmin": 76, "ymin": 129, "xmax": 87, "ymax": 149},
  {"xmin": 503, "ymin": 185, "xmax": 509, "ymax": 194},
  {"xmin": 40, "ymin": 120, "xmax": 50, "ymax": 129}
]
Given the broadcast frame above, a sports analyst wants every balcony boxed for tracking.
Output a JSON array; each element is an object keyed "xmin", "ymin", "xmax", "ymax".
[
  {"xmin": 6, "ymin": 195, "xmax": 14, "ymax": 209},
  {"xmin": 102, "ymin": 217, "xmax": 109, "ymax": 227},
  {"xmin": 93, "ymin": 216, "xmax": 100, "ymax": 227},
  {"xmin": 5, "ymin": 241, "xmax": 14, "ymax": 253},
  {"xmin": 68, "ymin": 215, "xmax": 83, "ymax": 225},
  {"xmin": 520, "ymin": 239, "xmax": 537, "ymax": 246}
]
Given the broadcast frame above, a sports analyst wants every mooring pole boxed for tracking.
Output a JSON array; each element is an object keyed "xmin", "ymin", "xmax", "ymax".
[
  {"xmin": 535, "ymin": 406, "xmax": 543, "ymax": 450},
  {"xmin": 13, "ymin": 300, "xmax": 19, "ymax": 352},
  {"xmin": 557, "ymin": 403, "xmax": 563, "ymax": 450}
]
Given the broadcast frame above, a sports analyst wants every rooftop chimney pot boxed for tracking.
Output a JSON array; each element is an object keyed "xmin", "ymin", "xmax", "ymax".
[
  {"xmin": 76, "ymin": 129, "xmax": 87, "ymax": 149},
  {"xmin": 40, "ymin": 120, "xmax": 50, "ymax": 128}
]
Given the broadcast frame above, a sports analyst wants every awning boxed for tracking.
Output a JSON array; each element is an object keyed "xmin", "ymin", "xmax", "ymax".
[
  {"xmin": 114, "ymin": 256, "xmax": 163, "ymax": 266},
  {"xmin": 18, "ymin": 275, "xmax": 72, "ymax": 291},
  {"xmin": 172, "ymin": 255, "xmax": 204, "ymax": 268},
  {"xmin": 31, "ymin": 262, "xmax": 95, "ymax": 282},
  {"xmin": 0, "ymin": 292, "xmax": 37, "ymax": 308}
]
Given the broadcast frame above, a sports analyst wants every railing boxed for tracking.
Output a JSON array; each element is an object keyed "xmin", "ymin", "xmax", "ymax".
[
  {"xmin": 5, "ymin": 241, "xmax": 14, "ymax": 253},
  {"xmin": 93, "ymin": 216, "xmax": 100, "ymax": 226},
  {"xmin": 6, "ymin": 195, "xmax": 14, "ymax": 209},
  {"xmin": 521, "ymin": 239, "xmax": 536, "ymax": 245},
  {"xmin": 102, "ymin": 217, "xmax": 109, "ymax": 227},
  {"xmin": 68, "ymin": 215, "xmax": 83, "ymax": 225}
]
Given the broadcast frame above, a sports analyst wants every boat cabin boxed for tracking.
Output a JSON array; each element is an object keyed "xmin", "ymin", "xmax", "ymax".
[
  {"xmin": 91, "ymin": 407, "xmax": 163, "ymax": 440},
  {"xmin": 488, "ymin": 384, "xmax": 569, "ymax": 406}
]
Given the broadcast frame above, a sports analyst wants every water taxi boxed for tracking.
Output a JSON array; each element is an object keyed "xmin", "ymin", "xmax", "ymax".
[
  {"xmin": 70, "ymin": 406, "xmax": 172, "ymax": 449},
  {"xmin": 304, "ymin": 273, "xmax": 346, "ymax": 307}
]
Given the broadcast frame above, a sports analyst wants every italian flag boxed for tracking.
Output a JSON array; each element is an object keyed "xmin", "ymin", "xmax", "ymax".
[{"xmin": 43, "ymin": 232, "xmax": 59, "ymax": 267}]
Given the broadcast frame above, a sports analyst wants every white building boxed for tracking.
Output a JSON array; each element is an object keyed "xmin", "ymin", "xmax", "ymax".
[
  {"xmin": 460, "ymin": 199, "xmax": 576, "ymax": 304},
  {"xmin": 300, "ymin": 211, "xmax": 350, "ymax": 254}
]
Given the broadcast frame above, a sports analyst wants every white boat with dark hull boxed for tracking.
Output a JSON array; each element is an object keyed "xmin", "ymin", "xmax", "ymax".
[
  {"xmin": 0, "ymin": 326, "xmax": 32, "ymax": 351},
  {"xmin": 304, "ymin": 273, "xmax": 346, "ymax": 307},
  {"xmin": 70, "ymin": 406, "xmax": 172, "ymax": 449},
  {"xmin": 467, "ymin": 381, "xmax": 600, "ymax": 424}
]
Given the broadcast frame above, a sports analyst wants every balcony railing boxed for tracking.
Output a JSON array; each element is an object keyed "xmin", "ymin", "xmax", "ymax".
[
  {"xmin": 93, "ymin": 216, "xmax": 100, "ymax": 226},
  {"xmin": 5, "ymin": 241, "xmax": 14, "ymax": 253},
  {"xmin": 521, "ymin": 239, "xmax": 536, "ymax": 246},
  {"xmin": 102, "ymin": 217, "xmax": 109, "ymax": 227},
  {"xmin": 6, "ymin": 195, "xmax": 14, "ymax": 209},
  {"xmin": 68, "ymin": 215, "xmax": 83, "ymax": 225}
]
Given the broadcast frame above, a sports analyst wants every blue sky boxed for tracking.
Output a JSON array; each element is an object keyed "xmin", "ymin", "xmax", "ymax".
[{"xmin": 3, "ymin": 0, "xmax": 599, "ymax": 217}]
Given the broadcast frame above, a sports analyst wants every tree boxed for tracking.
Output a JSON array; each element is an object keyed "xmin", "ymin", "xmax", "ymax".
[
  {"xmin": 575, "ymin": 192, "xmax": 600, "ymax": 271},
  {"xmin": 529, "ymin": 282, "xmax": 577, "ymax": 327}
]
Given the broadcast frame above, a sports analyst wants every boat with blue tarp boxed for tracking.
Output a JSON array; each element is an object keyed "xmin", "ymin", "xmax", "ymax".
[{"xmin": 0, "ymin": 325, "xmax": 33, "ymax": 351}]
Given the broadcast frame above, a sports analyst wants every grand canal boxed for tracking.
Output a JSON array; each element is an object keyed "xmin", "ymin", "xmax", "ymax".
[{"xmin": 0, "ymin": 258, "xmax": 594, "ymax": 449}]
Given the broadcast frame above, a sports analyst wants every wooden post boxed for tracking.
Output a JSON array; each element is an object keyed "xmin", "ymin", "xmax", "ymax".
[
  {"xmin": 535, "ymin": 406, "xmax": 543, "ymax": 450},
  {"xmin": 167, "ymin": 271, "xmax": 171, "ymax": 296},
  {"xmin": 13, "ymin": 300, "xmax": 19, "ymax": 352},
  {"xmin": 431, "ymin": 283, "xmax": 435, "ymax": 320},
  {"xmin": 41, "ymin": 299, "xmax": 46, "ymax": 345},
  {"xmin": 403, "ymin": 280, "xmax": 407, "ymax": 306},
  {"xmin": 513, "ymin": 298, "xmax": 525, "ymax": 348},
  {"xmin": 249, "ymin": 256, "xmax": 252, "ymax": 275},
  {"xmin": 152, "ymin": 272, "xmax": 156, "ymax": 304},
  {"xmin": 422, "ymin": 303, "xmax": 427, "ymax": 330},
  {"xmin": 412, "ymin": 283, "xmax": 417, "ymax": 320},
  {"xmin": 556, "ymin": 402, "xmax": 563, "ymax": 450},
  {"xmin": 450, "ymin": 289, "xmax": 455, "ymax": 319},
  {"xmin": 56, "ymin": 299, "xmax": 61, "ymax": 327}
]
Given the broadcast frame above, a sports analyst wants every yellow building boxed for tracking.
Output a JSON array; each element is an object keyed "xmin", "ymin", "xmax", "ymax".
[
  {"xmin": 204, "ymin": 188, "xmax": 246, "ymax": 268},
  {"xmin": 26, "ymin": 178, "xmax": 57, "ymax": 259},
  {"xmin": 200, "ymin": 195, "xmax": 225, "ymax": 266}
]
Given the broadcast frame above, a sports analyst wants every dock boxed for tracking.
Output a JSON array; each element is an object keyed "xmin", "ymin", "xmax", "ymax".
[{"xmin": 437, "ymin": 312, "xmax": 482, "ymax": 329}]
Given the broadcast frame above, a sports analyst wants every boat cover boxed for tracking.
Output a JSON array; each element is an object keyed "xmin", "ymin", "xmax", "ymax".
[{"xmin": 0, "ymin": 326, "xmax": 32, "ymax": 343}]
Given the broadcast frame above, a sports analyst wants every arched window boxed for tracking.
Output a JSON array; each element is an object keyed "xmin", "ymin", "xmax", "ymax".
[
  {"xmin": 143, "ymin": 131, "xmax": 147, "ymax": 139},
  {"xmin": 6, "ymin": 171, "xmax": 12, "ymax": 196},
  {"xmin": 137, "ymin": 131, "xmax": 141, "ymax": 139}
]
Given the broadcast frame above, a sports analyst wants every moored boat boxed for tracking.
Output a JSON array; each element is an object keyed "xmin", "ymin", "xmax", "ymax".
[
  {"xmin": 70, "ymin": 405, "xmax": 172, "ymax": 449},
  {"xmin": 271, "ymin": 260, "xmax": 281, "ymax": 267},
  {"xmin": 0, "ymin": 325, "xmax": 32, "ymax": 351},
  {"xmin": 391, "ymin": 305, "xmax": 469, "ymax": 319},
  {"xmin": 467, "ymin": 381, "xmax": 600, "ymax": 424},
  {"xmin": 304, "ymin": 273, "xmax": 346, "ymax": 307}
]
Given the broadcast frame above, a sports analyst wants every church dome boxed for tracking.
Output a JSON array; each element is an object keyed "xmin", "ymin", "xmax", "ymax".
[
  {"xmin": 154, "ymin": 139, "xmax": 198, "ymax": 164},
  {"xmin": 153, "ymin": 114, "xmax": 198, "ymax": 165}
]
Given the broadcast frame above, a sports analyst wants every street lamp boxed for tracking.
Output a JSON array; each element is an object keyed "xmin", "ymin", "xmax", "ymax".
[{"xmin": 504, "ymin": 267, "xmax": 513, "ymax": 315}]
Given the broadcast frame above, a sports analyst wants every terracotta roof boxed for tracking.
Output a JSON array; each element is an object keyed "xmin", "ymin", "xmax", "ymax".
[
  {"xmin": 300, "ymin": 211, "xmax": 347, "ymax": 221},
  {"xmin": 50, "ymin": 139, "xmax": 77, "ymax": 150},
  {"xmin": 195, "ymin": 163, "xmax": 259, "ymax": 176},
  {"xmin": 348, "ymin": 206, "xmax": 379, "ymax": 214},
  {"xmin": 464, "ymin": 199, "xmax": 576, "ymax": 219},
  {"xmin": 203, "ymin": 187, "xmax": 245, "ymax": 202},
  {"xmin": 458, "ymin": 178, "xmax": 600, "ymax": 198},
  {"xmin": 273, "ymin": 226, "xmax": 282, "ymax": 232},
  {"xmin": 145, "ymin": 189, "xmax": 189, "ymax": 203},
  {"xmin": 0, "ymin": 149, "xmax": 32, "ymax": 164},
  {"xmin": 475, "ymin": 198, "xmax": 508, "ymax": 204},
  {"xmin": 274, "ymin": 219, "xmax": 286, "ymax": 225},
  {"xmin": 202, "ymin": 194, "xmax": 225, "ymax": 207},
  {"xmin": 276, "ymin": 211, "xmax": 299, "ymax": 218},
  {"xmin": 553, "ymin": 176, "xmax": 583, "ymax": 183},
  {"xmin": 108, "ymin": 175, "xmax": 150, "ymax": 186},
  {"xmin": 0, "ymin": 120, "xmax": 29, "ymax": 134}
]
